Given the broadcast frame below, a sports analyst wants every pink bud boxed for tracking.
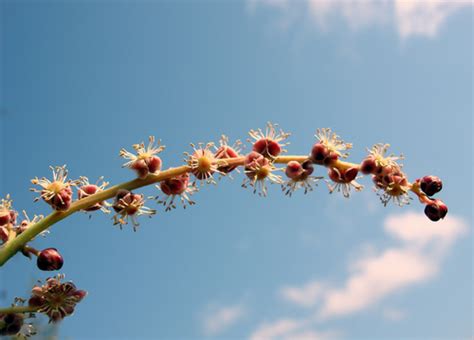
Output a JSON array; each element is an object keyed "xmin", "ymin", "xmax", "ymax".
[
  {"xmin": 360, "ymin": 156, "xmax": 377, "ymax": 175},
  {"xmin": 285, "ymin": 161, "xmax": 303, "ymax": 179},
  {"xmin": 310, "ymin": 143, "xmax": 329, "ymax": 164},
  {"xmin": 214, "ymin": 145, "xmax": 240, "ymax": 173},
  {"xmin": 253, "ymin": 138, "xmax": 282, "ymax": 158},
  {"xmin": 146, "ymin": 156, "xmax": 162, "ymax": 174},
  {"xmin": 160, "ymin": 174, "xmax": 190, "ymax": 196},
  {"xmin": 131, "ymin": 159, "xmax": 149, "ymax": 179}
]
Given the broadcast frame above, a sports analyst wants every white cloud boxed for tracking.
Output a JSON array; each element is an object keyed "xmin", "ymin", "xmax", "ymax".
[
  {"xmin": 249, "ymin": 0, "xmax": 471, "ymax": 39},
  {"xmin": 250, "ymin": 318, "xmax": 304, "ymax": 340},
  {"xmin": 278, "ymin": 212, "xmax": 468, "ymax": 320},
  {"xmin": 202, "ymin": 303, "xmax": 246, "ymax": 336},
  {"xmin": 394, "ymin": 0, "xmax": 470, "ymax": 38},
  {"xmin": 279, "ymin": 281, "xmax": 326, "ymax": 308},
  {"xmin": 318, "ymin": 247, "xmax": 437, "ymax": 318},
  {"xmin": 249, "ymin": 318, "xmax": 340, "ymax": 340}
]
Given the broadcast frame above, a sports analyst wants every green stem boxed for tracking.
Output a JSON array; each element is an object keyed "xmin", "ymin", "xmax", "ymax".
[
  {"xmin": 0, "ymin": 155, "xmax": 370, "ymax": 266},
  {"xmin": 0, "ymin": 305, "xmax": 38, "ymax": 314}
]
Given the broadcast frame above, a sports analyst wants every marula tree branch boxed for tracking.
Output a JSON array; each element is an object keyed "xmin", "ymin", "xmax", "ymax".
[{"xmin": 0, "ymin": 124, "xmax": 448, "ymax": 337}]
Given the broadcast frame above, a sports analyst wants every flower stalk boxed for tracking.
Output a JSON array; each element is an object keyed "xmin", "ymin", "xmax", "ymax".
[{"xmin": 0, "ymin": 155, "xmax": 424, "ymax": 267}]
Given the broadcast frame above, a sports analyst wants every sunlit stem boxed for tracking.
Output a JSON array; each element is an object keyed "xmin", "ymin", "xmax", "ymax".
[{"xmin": 0, "ymin": 155, "xmax": 416, "ymax": 266}]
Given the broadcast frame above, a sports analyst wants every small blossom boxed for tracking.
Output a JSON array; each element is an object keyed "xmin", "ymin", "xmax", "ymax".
[
  {"xmin": 248, "ymin": 122, "xmax": 290, "ymax": 159},
  {"xmin": 37, "ymin": 248, "xmax": 64, "ymax": 271},
  {"xmin": 16, "ymin": 211, "xmax": 45, "ymax": 236},
  {"xmin": 31, "ymin": 166, "xmax": 76, "ymax": 211},
  {"xmin": 372, "ymin": 165, "xmax": 411, "ymax": 206},
  {"xmin": 424, "ymin": 199, "xmax": 448, "ymax": 221},
  {"xmin": 311, "ymin": 128, "xmax": 352, "ymax": 165},
  {"xmin": 365, "ymin": 144, "xmax": 403, "ymax": 173},
  {"xmin": 185, "ymin": 142, "xmax": 223, "ymax": 183},
  {"xmin": 242, "ymin": 152, "xmax": 283, "ymax": 196},
  {"xmin": 155, "ymin": 173, "xmax": 198, "ymax": 211},
  {"xmin": 77, "ymin": 176, "xmax": 111, "ymax": 213},
  {"xmin": 419, "ymin": 175, "xmax": 443, "ymax": 197},
  {"xmin": 282, "ymin": 160, "xmax": 322, "ymax": 196},
  {"xmin": 326, "ymin": 167, "xmax": 363, "ymax": 198},
  {"xmin": 214, "ymin": 135, "xmax": 243, "ymax": 174},
  {"xmin": 112, "ymin": 190, "xmax": 155, "ymax": 230},
  {"xmin": 120, "ymin": 136, "xmax": 165, "ymax": 179},
  {"xmin": 28, "ymin": 275, "xmax": 87, "ymax": 323},
  {"xmin": 0, "ymin": 194, "xmax": 14, "ymax": 226}
]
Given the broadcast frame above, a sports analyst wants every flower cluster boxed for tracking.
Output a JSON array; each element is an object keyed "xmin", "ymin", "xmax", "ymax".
[
  {"xmin": 77, "ymin": 176, "xmax": 110, "ymax": 213},
  {"xmin": 28, "ymin": 275, "xmax": 86, "ymax": 323},
  {"xmin": 31, "ymin": 166, "xmax": 76, "ymax": 211},
  {"xmin": 112, "ymin": 189, "xmax": 156, "ymax": 230},
  {"xmin": 0, "ymin": 122, "xmax": 451, "ymax": 338},
  {"xmin": 248, "ymin": 122, "xmax": 290, "ymax": 159},
  {"xmin": 120, "ymin": 136, "xmax": 164, "ymax": 179},
  {"xmin": 155, "ymin": 173, "xmax": 198, "ymax": 211},
  {"xmin": 310, "ymin": 128, "xmax": 352, "ymax": 165},
  {"xmin": 282, "ymin": 160, "xmax": 322, "ymax": 196},
  {"xmin": 0, "ymin": 197, "xmax": 45, "ymax": 246},
  {"xmin": 185, "ymin": 142, "xmax": 223, "ymax": 184}
]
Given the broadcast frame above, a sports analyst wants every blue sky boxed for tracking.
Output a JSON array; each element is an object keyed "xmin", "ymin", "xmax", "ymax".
[{"xmin": 1, "ymin": 1, "xmax": 472, "ymax": 339}]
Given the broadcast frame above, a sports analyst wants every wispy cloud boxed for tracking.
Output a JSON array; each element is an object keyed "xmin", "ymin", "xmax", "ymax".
[
  {"xmin": 249, "ymin": 212, "xmax": 468, "ymax": 337},
  {"xmin": 201, "ymin": 303, "xmax": 246, "ymax": 336},
  {"xmin": 279, "ymin": 212, "xmax": 468, "ymax": 319},
  {"xmin": 248, "ymin": 0, "xmax": 471, "ymax": 39},
  {"xmin": 249, "ymin": 318, "xmax": 340, "ymax": 340}
]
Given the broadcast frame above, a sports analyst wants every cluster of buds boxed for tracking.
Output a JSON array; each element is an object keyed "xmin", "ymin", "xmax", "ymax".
[
  {"xmin": 0, "ymin": 123, "xmax": 451, "ymax": 338},
  {"xmin": 28, "ymin": 275, "xmax": 86, "ymax": 323},
  {"xmin": 31, "ymin": 166, "xmax": 75, "ymax": 211},
  {"xmin": 112, "ymin": 189, "xmax": 155, "ymax": 229},
  {"xmin": 282, "ymin": 160, "xmax": 321, "ymax": 196},
  {"xmin": 415, "ymin": 175, "xmax": 447, "ymax": 221},
  {"xmin": 359, "ymin": 144, "xmax": 410, "ymax": 206},
  {"xmin": 77, "ymin": 176, "xmax": 110, "ymax": 213},
  {"xmin": 120, "ymin": 136, "xmax": 164, "ymax": 179},
  {"xmin": 0, "ymin": 195, "xmax": 17, "ymax": 243}
]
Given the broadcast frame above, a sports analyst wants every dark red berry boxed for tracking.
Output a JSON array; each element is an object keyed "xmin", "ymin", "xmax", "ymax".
[
  {"xmin": 420, "ymin": 175, "xmax": 442, "ymax": 197},
  {"xmin": 424, "ymin": 199, "xmax": 448, "ymax": 222},
  {"xmin": 37, "ymin": 248, "xmax": 64, "ymax": 271}
]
